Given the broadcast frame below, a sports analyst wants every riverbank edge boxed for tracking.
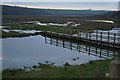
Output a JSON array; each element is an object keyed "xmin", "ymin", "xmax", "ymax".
[{"xmin": 2, "ymin": 58, "xmax": 115, "ymax": 78}]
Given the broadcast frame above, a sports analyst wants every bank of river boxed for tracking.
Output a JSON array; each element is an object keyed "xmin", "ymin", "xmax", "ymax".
[{"xmin": 2, "ymin": 58, "xmax": 114, "ymax": 78}]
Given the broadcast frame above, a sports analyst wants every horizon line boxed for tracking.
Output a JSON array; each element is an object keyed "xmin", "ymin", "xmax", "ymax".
[{"xmin": 1, "ymin": 3, "xmax": 118, "ymax": 11}]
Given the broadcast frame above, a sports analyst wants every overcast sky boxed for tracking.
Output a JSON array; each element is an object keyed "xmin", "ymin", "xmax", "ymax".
[
  {"xmin": 1, "ymin": 0, "xmax": 120, "ymax": 2},
  {"xmin": 1, "ymin": 0, "xmax": 119, "ymax": 10}
]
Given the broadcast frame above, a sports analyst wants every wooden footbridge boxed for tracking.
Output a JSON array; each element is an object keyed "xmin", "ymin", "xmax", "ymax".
[
  {"xmin": 44, "ymin": 36, "xmax": 118, "ymax": 59},
  {"xmin": 40, "ymin": 30, "xmax": 120, "ymax": 49},
  {"xmin": 40, "ymin": 29, "xmax": 120, "ymax": 78}
]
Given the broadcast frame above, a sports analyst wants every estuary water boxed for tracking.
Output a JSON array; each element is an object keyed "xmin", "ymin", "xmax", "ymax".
[{"xmin": 2, "ymin": 34, "xmax": 119, "ymax": 70}]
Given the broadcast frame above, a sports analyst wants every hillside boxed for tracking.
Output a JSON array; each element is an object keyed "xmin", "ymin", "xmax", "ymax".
[
  {"xmin": 2, "ymin": 5, "xmax": 110, "ymax": 16},
  {"xmin": 94, "ymin": 11, "xmax": 120, "ymax": 23}
]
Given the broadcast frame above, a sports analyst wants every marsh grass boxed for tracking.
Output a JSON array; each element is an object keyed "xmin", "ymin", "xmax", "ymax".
[
  {"xmin": 2, "ymin": 20, "xmax": 119, "ymax": 37},
  {"xmin": 1, "ymin": 30, "xmax": 40, "ymax": 38}
]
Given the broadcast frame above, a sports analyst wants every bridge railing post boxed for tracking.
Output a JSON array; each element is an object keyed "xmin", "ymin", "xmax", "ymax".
[
  {"xmin": 80, "ymin": 31, "xmax": 81, "ymax": 38},
  {"xmin": 70, "ymin": 30, "xmax": 73, "ymax": 38},
  {"xmin": 89, "ymin": 33, "xmax": 91, "ymax": 42},
  {"xmin": 100, "ymin": 32, "xmax": 103, "ymax": 45},
  {"xmin": 113, "ymin": 33, "xmax": 116, "ymax": 48},
  {"xmin": 86, "ymin": 32, "xmax": 88, "ymax": 39},
  {"xmin": 108, "ymin": 31, "xmax": 110, "ymax": 46},
  {"xmin": 96, "ymin": 30, "xmax": 98, "ymax": 41}
]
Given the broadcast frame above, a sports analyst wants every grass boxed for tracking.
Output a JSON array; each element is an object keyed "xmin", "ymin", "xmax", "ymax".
[
  {"xmin": 2, "ymin": 15, "xmax": 119, "ymax": 24},
  {"xmin": 1, "ymin": 15, "xmax": 119, "ymax": 38},
  {"xmin": 2, "ymin": 20, "xmax": 119, "ymax": 32},
  {"xmin": 2, "ymin": 58, "xmax": 114, "ymax": 78},
  {"xmin": 1, "ymin": 30, "xmax": 40, "ymax": 38},
  {"xmin": 1, "ymin": 20, "xmax": 119, "ymax": 38}
]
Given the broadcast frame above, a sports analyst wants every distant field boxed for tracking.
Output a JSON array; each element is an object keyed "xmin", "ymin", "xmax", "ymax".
[
  {"xmin": 2, "ymin": 21, "xmax": 118, "ymax": 33},
  {"xmin": 2, "ymin": 11, "xmax": 119, "ymax": 34},
  {"xmin": 2, "ymin": 15, "xmax": 118, "ymax": 24}
]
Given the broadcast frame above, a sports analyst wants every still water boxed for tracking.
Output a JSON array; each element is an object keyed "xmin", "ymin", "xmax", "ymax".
[{"xmin": 2, "ymin": 34, "xmax": 118, "ymax": 70}]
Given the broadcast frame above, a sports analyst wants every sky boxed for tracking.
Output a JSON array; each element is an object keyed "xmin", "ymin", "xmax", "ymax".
[
  {"xmin": 1, "ymin": 0, "xmax": 120, "ymax": 2},
  {"xmin": 1, "ymin": 0, "xmax": 120, "ymax": 11}
]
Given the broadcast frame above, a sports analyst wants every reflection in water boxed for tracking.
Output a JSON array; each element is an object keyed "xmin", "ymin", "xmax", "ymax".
[
  {"xmin": 45, "ymin": 37, "xmax": 118, "ymax": 59},
  {"xmin": 2, "ymin": 35, "xmax": 119, "ymax": 70}
]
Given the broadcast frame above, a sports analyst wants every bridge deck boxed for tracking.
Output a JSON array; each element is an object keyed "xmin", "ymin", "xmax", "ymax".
[{"xmin": 40, "ymin": 31, "xmax": 120, "ymax": 49}]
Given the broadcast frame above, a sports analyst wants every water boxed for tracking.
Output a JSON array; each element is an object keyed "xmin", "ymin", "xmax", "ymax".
[
  {"xmin": 0, "ymin": 26, "xmax": 6, "ymax": 28},
  {"xmin": 84, "ymin": 20, "xmax": 114, "ymax": 23},
  {"xmin": 2, "ymin": 29, "xmax": 41, "ymax": 33},
  {"xmin": 25, "ymin": 21, "xmax": 80, "ymax": 26},
  {"xmin": 2, "ymin": 34, "xmax": 119, "ymax": 70}
]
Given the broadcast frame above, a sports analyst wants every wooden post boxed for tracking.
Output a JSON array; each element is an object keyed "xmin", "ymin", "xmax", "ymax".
[
  {"xmin": 100, "ymin": 48, "xmax": 102, "ymax": 58},
  {"xmin": 78, "ymin": 31, "xmax": 81, "ymax": 41},
  {"xmin": 56, "ymin": 39, "xmax": 58, "ymax": 46},
  {"xmin": 71, "ymin": 30, "xmax": 72, "ymax": 38},
  {"xmin": 113, "ymin": 50, "xmax": 115, "ymax": 57},
  {"xmin": 86, "ymin": 45, "xmax": 88, "ymax": 52},
  {"xmin": 50, "ymin": 38, "xmax": 52, "ymax": 45},
  {"xmin": 113, "ymin": 33, "xmax": 116, "ymax": 48},
  {"xmin": 89, "ymin": 33, "xmax": 91, "ymax": 42},
  {"xmin": 100, "ymin": 32, "xmax": 102, "ymax": 45},
  {"xmin": 95, "ymin": 47, "xmax": 97, "ymax": 54},
  {"xmin": 108, "ymin": 31, "xmax": 110, "ymax": 46},
  {"xmin": 96, "ymin": 30, "xmax": 98, "ymax": 40},
  {"xmin": 79, "ymin": 44, "xmax": 81, "ymax": 52},
  {"xmin": 80, "ymin": 31, "xmax": 81, "ymax": 37},
  {"xmin": 63, "ymin": 28, "xmax": 65, "ymax": 37},
  {"xmin": 70, "ymin": 42, "xmax": 72, "ymax": 50},
  {"xmin": 57, "ymin": 32, "xmax": 58, "ymax": 37},
  {"xmin": 86, "ymin": 33, "xmax": 88, "ymax": 39},
  {"xmin": 88, "ymin": 46, "xmax": 90, "ymax": 55},
  {"xmin": 45, "ymin": 37, "xmax": 47, "ymax": 43},
  {"xmin": 77, "ymin": 43, "xmax": 79, "ymax": 50},
  {"xmin": 77, "ymin": 30, "xmax": 79, "ymax": 37},
  {"xmin": 63, "ymin": 40, "xmax": 65, "ymax": 48},
  {"xmin": 107, "ymin": 50, "xmax": 109, "ymax": 57}
]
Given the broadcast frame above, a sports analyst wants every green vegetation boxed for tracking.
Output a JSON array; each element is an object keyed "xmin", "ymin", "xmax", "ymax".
[
  {"xmin": 3, "ymin": 15, "xmax": 119, "ymax": 24},
  {"xmin": 3, "ymin": 20, "xmax": 118, "ymax": 32},
  {"xmin": 95, "ymin": 11, "xmax": 120, "ymax": 23},
  {"xmin": 1, "ymin": 4, "xmax": 119, "ymax": 79},
  {"xmin": 2, "ymin": 58, "xmax": 114, "ymax": 78},
  {"xmin": 1, "ymin": 30, "xmax": 40, "ymax": 38},
  {"xmin": 1, "ymin": 20, "xmax": 119, "ymax": 38}
]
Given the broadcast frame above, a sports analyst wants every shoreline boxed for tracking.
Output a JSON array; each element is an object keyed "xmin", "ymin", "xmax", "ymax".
[{"xmin": 2, "ymin": 58, "xmax": 114, "ymax": 78}]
